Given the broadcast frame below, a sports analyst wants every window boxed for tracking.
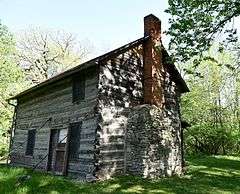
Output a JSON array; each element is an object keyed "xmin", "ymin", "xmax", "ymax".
[
  {"xmin": 58, "ymin": 129, "xmax": 68, "ymax": 143},
  {"xmin": 26, "ymin": 129, "xmax": 36, "ymax": 156},
  {"xmin": 72, "ymin": 74, "xmax": 85, "ymax": 103},
  {"xmin": 69, "ymin": 122, "xmax": 82, "ymax": 160}
]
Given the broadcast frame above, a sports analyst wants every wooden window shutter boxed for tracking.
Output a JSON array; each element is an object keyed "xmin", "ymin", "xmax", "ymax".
[
  {"xmin": 25, "ymin": 129, "xmax": 36, "ymax": 156},
  {"xmin": 68, "ymin": 122, "xmax": 82, "ymax": 160},
  {"xmin": 72, "ymin": 74, "xmax": 85, "ymax": 103}
]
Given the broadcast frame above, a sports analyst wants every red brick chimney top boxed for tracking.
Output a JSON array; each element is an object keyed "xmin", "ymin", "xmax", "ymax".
[{"xmin": 144, "ymin": 14, "xmax": 161, "ymax": 38}]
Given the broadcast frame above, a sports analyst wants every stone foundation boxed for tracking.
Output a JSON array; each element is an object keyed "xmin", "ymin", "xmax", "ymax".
[{"xmin": 125, "ymin": 104, "xmax": 183, "ymax": 178}]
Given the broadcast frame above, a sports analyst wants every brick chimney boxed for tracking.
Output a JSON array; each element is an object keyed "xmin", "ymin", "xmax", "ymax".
[{"xmin": 143, "ymin": 14, "xmax": 164, "ymax": 107}]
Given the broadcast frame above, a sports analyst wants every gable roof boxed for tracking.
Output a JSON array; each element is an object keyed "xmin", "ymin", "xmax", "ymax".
[{"xmin": 9, "ymin": 36, "xmax": 189, "ymax": 100}]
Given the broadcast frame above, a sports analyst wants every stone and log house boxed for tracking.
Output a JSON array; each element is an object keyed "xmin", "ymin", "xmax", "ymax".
[{"xmin": 8, "ymin": 14, "xmax": 189, "ymax": 181}]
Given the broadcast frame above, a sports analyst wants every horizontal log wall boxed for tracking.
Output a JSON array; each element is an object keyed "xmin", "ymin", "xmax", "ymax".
[
  {"xmin": 10, "ymin": 66, "xmax": 98, "ymax": 180},
  {"xmin": 97, "ymin": 46, "xmax": 144, "ymax": 179}
]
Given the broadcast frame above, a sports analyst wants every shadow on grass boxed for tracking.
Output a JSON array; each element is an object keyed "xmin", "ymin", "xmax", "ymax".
[
  {"xmin": 188, "ymin": 155, "xmax": 240, "ymax": 171},
  {"xmin": 0, "ymin": 155, "xmax": 239, "ymax": 194}
]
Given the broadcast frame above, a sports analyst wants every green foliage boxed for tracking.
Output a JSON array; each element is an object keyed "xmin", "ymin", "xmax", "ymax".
[
  {"xmin": 181, "ymin": 46, "xmax": 240, "ymax": 155},
  {"xmin": 0, "ymin": 155, "xmax": 240, "ymax": 193},
  {"xmin": 0, "ymin": 22, "xmax": 26, "ymax": 158},
  {"xmin": 166, "ymin": 0, "xmax": 240, "ymax": 63}
]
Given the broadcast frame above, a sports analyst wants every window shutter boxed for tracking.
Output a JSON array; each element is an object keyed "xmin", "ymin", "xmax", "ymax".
[
  {"xmin": 72, "ymin": 74, "xmax": 85, "ymax": 102},
  {"xmin": 26, "ymin": 129, "xmax": 36, "ymax": 156},
  {"xmin": 69, "ymin": 122, "xmax": 82, "ymax": 160}
]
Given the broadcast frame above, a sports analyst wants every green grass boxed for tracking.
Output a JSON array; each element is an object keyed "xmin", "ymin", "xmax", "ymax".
[{"xmin": 0, "ymin": 155, "xmax": 240, "ymax": 194}]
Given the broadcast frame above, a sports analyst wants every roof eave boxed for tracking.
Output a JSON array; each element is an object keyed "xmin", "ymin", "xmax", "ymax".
[
  {"xmin": 162, "ymin": 47, "xmax": 190, "ymax": 93},
  {"xmin": 9, "ymin": 36, "xmax": 149, "ymax": 100}
]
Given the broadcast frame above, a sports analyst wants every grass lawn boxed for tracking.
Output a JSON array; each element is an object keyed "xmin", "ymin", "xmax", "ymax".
[{"xmin": 0, "ymin": 155, "xmax": 239, "ymax": 194}]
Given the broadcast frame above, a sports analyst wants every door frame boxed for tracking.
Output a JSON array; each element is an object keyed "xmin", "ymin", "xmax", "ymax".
[
  {"xmin": 47, "ymin": 129, "xmax": 57, "ymax": 171},
  {"xmin": 46, "ymin": 127, "xmax": 71, "ymax": 175},
  {"xmin": 62, "ymin": 126, "xmax": 71, "ymax": 176}
]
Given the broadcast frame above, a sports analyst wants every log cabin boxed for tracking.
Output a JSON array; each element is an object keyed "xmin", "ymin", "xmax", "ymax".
[{"xmin": 8, "ymin": 14, "xmax": 189, "ymax": 181}]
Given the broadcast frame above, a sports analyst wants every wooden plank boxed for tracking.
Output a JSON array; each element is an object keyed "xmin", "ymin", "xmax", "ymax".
[{"xmin": 63, "ymin": 126, "xmax": 70, "ymax": 176}]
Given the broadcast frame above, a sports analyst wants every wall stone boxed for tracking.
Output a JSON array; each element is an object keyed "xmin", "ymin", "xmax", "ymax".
[{"xmin": 126, "ymin": 104, "xmax": 182, "ymax": 178}]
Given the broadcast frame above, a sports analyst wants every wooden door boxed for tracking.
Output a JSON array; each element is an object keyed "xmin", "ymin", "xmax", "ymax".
[
  {"xmin": 47, "ymin": 128, "xmax": 70, "ymax": 175},
  {"xmin": 55, "ymin": 143, "xmax": 66, "ymax": 173},
  {"xmin": 47, "ymin": 129, "xmax": 58, "ymax": 171}
]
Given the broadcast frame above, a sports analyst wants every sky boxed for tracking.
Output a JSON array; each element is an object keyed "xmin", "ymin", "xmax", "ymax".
[{"xmin": 0, "ymin": 0, "xmax": 170, "ymax": 58}]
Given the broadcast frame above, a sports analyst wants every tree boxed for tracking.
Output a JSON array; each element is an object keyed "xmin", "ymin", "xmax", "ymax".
[
  {"xmin": 17, "ymin": 28, "xmax": 91, "ymax": 84},
  {"xmin": 181, "ymin": 46, "xmax": 240, "ymax": 155},
  {"xmin": 166, "ymin": 0, "xmax": 240, "ymax": 64},
  {"xmin": 0, "ymin": 22, "xmax": 25, "ymax": 157}
]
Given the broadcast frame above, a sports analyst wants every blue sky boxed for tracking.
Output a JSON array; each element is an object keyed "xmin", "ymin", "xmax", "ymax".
[{"xmin": 0, "ymin": 0, "xmax": 169, "ymax": 57}]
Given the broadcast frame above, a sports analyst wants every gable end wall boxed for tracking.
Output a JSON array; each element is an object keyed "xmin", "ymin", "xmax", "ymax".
[{"xmin": 97, "ymin": 45, "xmax": 183, "ymax": 179}]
